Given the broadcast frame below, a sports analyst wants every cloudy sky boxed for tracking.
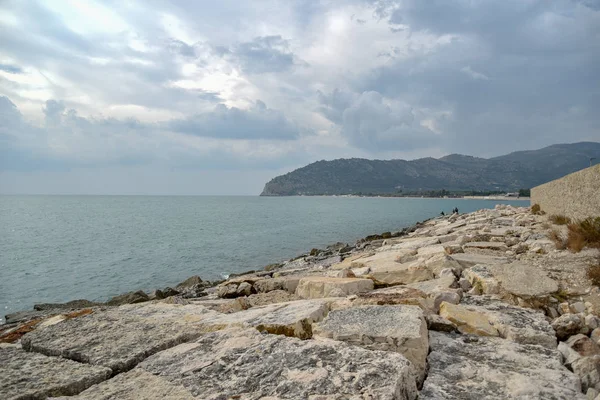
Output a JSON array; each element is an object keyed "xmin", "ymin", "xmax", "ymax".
[{"xmin": 1, "ymin": 0, "xmax": 599, "ymax": 194}]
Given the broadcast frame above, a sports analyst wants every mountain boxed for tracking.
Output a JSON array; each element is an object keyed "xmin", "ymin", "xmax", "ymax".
[{"xmin": 260, "ymin": 142, "xmax": 600, "ymax": 196}]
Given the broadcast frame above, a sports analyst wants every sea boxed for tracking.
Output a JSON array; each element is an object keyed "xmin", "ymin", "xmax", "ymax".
[{"xmin": 0, "ymin": 195, "xmax": 529, "ymax": 322}]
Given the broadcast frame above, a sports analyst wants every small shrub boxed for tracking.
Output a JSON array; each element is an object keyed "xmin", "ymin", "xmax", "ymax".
[
  {"xmin": 531, "ymin": 204, "xmax": 542, "ymax": 215},
  {"xmin": 586, "ymin": 255, "xmax": 600, "ymax": 287},
  {"xmin": 549, "ymin": 229, "xmax": 567, "ymax": 250},
  {"xmin": 567, "ymin": 217, "xmax": 600, "ymax": 252},
  {"xmin": 549, "ymin": 214, "xmax": 572, "ymax": 225}
]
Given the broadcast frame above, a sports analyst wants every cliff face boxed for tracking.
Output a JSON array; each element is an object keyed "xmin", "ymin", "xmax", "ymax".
[{"xmin": 260, "ymin": 142, "xmax": 600, "ymax": 196}]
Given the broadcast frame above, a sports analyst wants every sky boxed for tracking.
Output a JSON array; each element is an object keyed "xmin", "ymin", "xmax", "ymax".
[{"xmin": 0, "ymin": 0, "xmax": 599, "ymax": 195}]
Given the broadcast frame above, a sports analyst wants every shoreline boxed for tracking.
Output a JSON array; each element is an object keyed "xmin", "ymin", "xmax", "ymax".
[
  {"xmin": 1, "ymin": 197, "xmax": 530, "ymax": 324},
  {"xmin": 2, "ymin": 204, "xmax": 600, "ymax": 398},
  {"xmin": 2, "ymin": 215, "xmax": 434, "ymax": 325}
]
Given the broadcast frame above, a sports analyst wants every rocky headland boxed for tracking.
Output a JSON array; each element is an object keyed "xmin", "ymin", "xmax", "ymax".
[{"xmin": 2, "ymin": 205, "xmax": 600, "ymax": 399}]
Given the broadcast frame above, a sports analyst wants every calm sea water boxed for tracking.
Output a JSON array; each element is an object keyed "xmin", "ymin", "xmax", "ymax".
[{"xmin": 0, "ymin": 195, "xmax": 528, "ymax": 322}]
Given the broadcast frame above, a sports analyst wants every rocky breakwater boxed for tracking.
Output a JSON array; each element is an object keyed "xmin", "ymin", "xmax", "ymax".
[{"xmin": 2, "ymin": 205, "xmax": 600, "ymax": 399}]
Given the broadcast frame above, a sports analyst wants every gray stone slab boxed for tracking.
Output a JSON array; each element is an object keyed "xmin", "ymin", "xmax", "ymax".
[
  {"xmin": 0, "ymin": 346, "xmax": 111, "ymax": 400},
  {"xmin": 203, "ymin": 299, "xmax": 331, "ymax": 339},
  {"xmin": 295, "ymin": 277, "xmax": 374, "ymax": 298},
  {"xmin": 461, "ymin": 296, "xmax": 557, "ymax": 348},
  {"xmin": 313, "ymin": 305, "xmax": 428, "ymax": 384},
  {"xmin": 21, "ymin": 303, "xmax": 221, "ymax": 374},
  {"xmin": 421, "ymin": 332, "xmax": 584, "ymax": 400},
  {"xmin": 49, "ymin": 369, "xmax": 195, "ymax": 400},
  {"xmin": 136, "ymin": 328, "xmax": 418, "ymax": 399},
  {"xmin": 449, "ymin": 253, "xmax": 510, "ymax": 268},
  {"xmin": 464, "ymin": 263, "xmax": 558, "ymax": 307}
]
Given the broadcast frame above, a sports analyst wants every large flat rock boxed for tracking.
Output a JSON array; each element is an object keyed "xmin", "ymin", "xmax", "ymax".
[
  {"xmin": 313, "ymin": 305, "xmax": 428, "ymax": 384},
  {"xmin": 352, "ymin": 249, "xmax": 417, "ymax": 266},
  {"xmin": 376, "ymin": 237, "xmax": 440, "ymax": 252},
  {"xmin": 449, "ymin": 253, "xmax": 510, "ymax": 268},
  {"xmin": 295, "ymin": 276, "xmax": 373, "ymax": 299},
  {"xmin": 421, "ymin": 332, "xmax": 584, "ymax": 399},
  {"xmin": 352, "ymin": 286, "xmax": 429, "ymax": 308},
  {"xmin": 252, "ymin": 276, "xmax": 301, "ymax": 294},
  {"xmin": 21, "ymin": 303, "xmax": 221, "ymax": 374},
  {"xmin": 133, "ymin": 328, "xmax": 418, "ymax": 399},
  {"xmin": 204, "ymin": 299, "xmax": 331, "ymax": 339},
  {"xmin": 463, "ymin": 241, "xmax": 508, "ymax": 252},
  {"xmin": 464, "ymin": 263, "xmax": 559, "ymax": 307},
  {"xmin": 50, "ymin": 369, "xmax": 195, "ymax": 400},
  {"xmin": 367, "ymin": 259, "xmax": 434, "ymax": 286},
  {"xmin": 23, "ymin": 299, "xmax": 333, "ymax": 375},
  {"xmin": 0, "ymin": 346, "xmax": 111, "ymax": 400},
  {"xmin": 440, "ymin": 297, "xmax": 557, "ymax": 348}
]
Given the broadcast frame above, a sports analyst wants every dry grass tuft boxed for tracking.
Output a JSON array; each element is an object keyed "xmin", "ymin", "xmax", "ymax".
[
  {"xmin": 549, "ymin": 214, "xmax": 572, "ymax": 225},
  {"xmin": 549, "ymin": 229, "xmax": 567, "ymax": 250},
  {"xmin": 586, "ymin": 255, "xmax": 600, "ymax": 287},
  {"xmin": 531, "ymin": 204, "xmax": 542, "ymax": 215},
  {"xmin": 567, "ymin": 217, "xmax": 600, "ymax": 252}
]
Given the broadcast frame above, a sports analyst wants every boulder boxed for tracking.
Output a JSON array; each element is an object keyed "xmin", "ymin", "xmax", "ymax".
[
  {"xmin": 216, "ymin": 284, "xmax": 238, "ymax": 298},
  {"xmin": 417, "ymin": 244, "xmax": 448, "ymax": 258},
  {"xmin": 424, "ymin": 254, "xmax": 463, "ymax": 277},
  {"xmin": 572, "ymin": 356, "xmax": 600, "ymax": 393},
  {"xmin": 218, "ymin": 290, "xmax": 300, "ymax": 313},
  {"xmin": 426, "ymin": 314, "xmax": 458, "ymax": 333},
  {"xmin": 135, "ymin": 328, "xmax": 419, "ymax": 399},
  {"xmin": 460, "ymin": 296, "xmax": 558, "ymax": 349},
  {"xmin": 253, "ymin": 276, "xmax": 301, "ymax": 294},
  {"xmin": 553, "ymin": 314, "xmax": 586, "ymax": 340},
  {"xmin": 175, "ymin": 275, "xmax": 203, "ymax": 289},
  {"xmin": 463, "ymin": 263, "xmax": 558, "ymax": 308},
  {"xmin": 352, "ymin": 286, "xmax": 428, "ymax": 308},
  {"xmin": 21, "ymin": 303, "xmax": 221, "ymax": 374},
  {"xmin": 52, "ymin": 369, "xmax": 195, "ymax": 400},
  {"xmin": 329, "ymin": 253, "xmax": 365, "ymax": 270},
  {"xmin": 592, "ymin": 327, "xmax": 600, "ymax": 344},
  {"xmin": 449, "ymin": 253, "xmax": 510, "ymax": 268},
  {"xmin": 313, "ymin": 305, "xmax": 428, "ymax": 383},
  {"xmin": 405, "ymin": 275, "xmax": 462, "ymax": 312},
  {"xmin": 351, "ymin": 249, "xmax": 417, "ymax": 267},
  {"xmin": 367, "ymin": 259, "xmax": 434, "ymax": 286},
  {"xmin": 0, "ymin": 346, "xmax": 111, "ymax": 399},
  {"xmin": 377, "ymin": 237, "xmax": 440, "ymax": 251},
  {"xmin": 440, "ymin": 298, "xmax": 557, "ymax": 348},
  {"xmin": 463, "ymin": 241, "xmax": 509, "ymax": 252},
  {"xmin": 421, "ymin": 332, "xmax": 584, "ymax": 399},
  {"xmin": 33, "ymin": 299, "xmax": 99, "ymax": 311},
  {"xmin": 105, "ymin": 290, "xmax": 149, "ymax": 306},
  {"xmin": 439, "ymin": 302, "xmax": 499, "ymax": 337},
  {"xmin": 205, "ymin": 299, "xmax": 331, "ymax": 339},
  {"xmin": 295, "ymin": 277, "xmax": 373, "ymax": 299},
  {"xmin": 235, "ymin": 282, "xmax": 252, "ymax": 296}
]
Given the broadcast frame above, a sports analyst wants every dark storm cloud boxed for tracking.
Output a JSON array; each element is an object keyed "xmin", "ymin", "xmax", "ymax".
[{"xmin": 342, "ymin": 0, "xmax": 600, "ymax": 155}]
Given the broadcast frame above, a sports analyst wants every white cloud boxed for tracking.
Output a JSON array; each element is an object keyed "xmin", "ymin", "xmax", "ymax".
[{"xmin": 0, "ymin": 0, "xmax": 598, "ymax": 193}]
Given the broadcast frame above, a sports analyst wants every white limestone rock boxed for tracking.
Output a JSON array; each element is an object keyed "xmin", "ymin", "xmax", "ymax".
[
  {"xmin": 313, "ymin": 305, "xmax": 428, "ymax": 384},
  {"xmin": 0, "ymin": 346, "xmax": 111, "ymax": 400},
  {"xmin": 295, "ymin": 277, "xmax": 373, "ymax": 299},
  {"xmin": 137, "ymin": 328, "xmax": 419, "ymax": 400},
  {"xmin": 22, "ymin": 303, "xmax": 222, "ymax": 374},
  {"xmin": 421, "ymin": 332, "xmax": 584, "ymax": 400}
]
